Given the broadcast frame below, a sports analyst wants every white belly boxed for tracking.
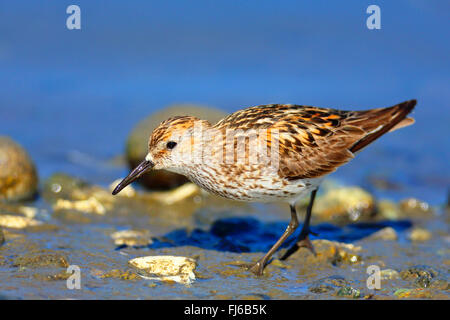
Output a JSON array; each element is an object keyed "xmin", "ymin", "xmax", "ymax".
[{"xmin": 175, "ymin": 164, "xmax": 322, "ymax": 204}]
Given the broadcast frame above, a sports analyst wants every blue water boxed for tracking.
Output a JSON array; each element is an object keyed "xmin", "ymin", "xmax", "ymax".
[{"xmin": 0, "ymin": 1, "xmax": 449, "ymax": 204}]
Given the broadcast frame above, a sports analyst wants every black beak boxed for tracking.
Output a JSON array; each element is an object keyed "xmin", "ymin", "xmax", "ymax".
[{"xmin": 112, "ymin": 160, "xmax": 154, "ymax": 195}]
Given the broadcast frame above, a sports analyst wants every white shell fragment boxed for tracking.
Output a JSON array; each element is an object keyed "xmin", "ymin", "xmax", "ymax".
[
  {"xmin": 128, "ymin": 255, "xmax": 196, "ymax": 285},
  {"xmin": 0, "ymin": 214, "xmax": 42, "ymax": 229}
]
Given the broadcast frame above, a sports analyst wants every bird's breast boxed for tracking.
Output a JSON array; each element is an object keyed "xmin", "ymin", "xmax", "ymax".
[{"xmin": 180, "ymin": 163, "xmax": 319, "ymax": 203}]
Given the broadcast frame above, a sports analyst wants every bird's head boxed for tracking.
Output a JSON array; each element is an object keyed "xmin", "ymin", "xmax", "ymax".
[{"xmin": 112, "ymin": 116, "xmax": 210, "ymax": 195}]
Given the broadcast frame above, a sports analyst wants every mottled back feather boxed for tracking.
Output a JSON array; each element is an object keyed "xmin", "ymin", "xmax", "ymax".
[{"xmin": 214, "ymin": 100, "xmax": 416, "ymax": 180}]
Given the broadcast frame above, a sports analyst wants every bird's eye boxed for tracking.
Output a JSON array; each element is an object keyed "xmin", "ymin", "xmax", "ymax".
[{"xmin": 166, "ymin": 141, "xmax": 177, "ymax": 149}]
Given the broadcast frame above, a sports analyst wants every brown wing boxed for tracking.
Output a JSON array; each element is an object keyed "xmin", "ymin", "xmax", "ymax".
[{"xmin": 215, "ymin": 100, "xmax": 416, "ymax": 180}]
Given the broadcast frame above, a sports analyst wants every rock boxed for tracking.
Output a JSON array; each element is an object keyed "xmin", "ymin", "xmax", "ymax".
[
  {"xmin": 336, "ymin": 286, "xmax": 361, "ymax": 298},
  {"xmin": 111, "ymin": 229, "xmax": 153, "ymax": 247},
  {"xmin": 399, "ymin": 198, "xmax": 433, "ymax": 217},
  {"xmin": 14, "ymin": 250, "xmax": 69, "ymax": 268},
  {"xmin": 126, "ymin": 104, "xmax": 227, "ymax": 190},
  {"xmin": 42, "ymin": 173, "xmax": 90, "ymax": 203},
  {"xmin": 287, "ymin": 239, "xmax": 362, "ymax": 267},
  {"xmin": 309, "ymin": 275, "xmax": 348, "ymax": 294},
  {"xmin": 312, "ymin": 187, "xmax": 375, "ymax": 223},
  {"xmin": 146, "ymin": 183, "xmax": 201, "ymax": 205},
  {"xmin": 42, "ymin": 174, "xmax": 116, "ymax": 215},
  {"xmin": 429, "ymin": 279, "xmax": 449, "ymax": 290},
  {"xmin": 108, "ymin": 180, "xmax": 201, "ymax": 205},
  {"xmin": 0, "ymin": 214, "xmax": 42, "ymax": 229},
  {"xmin": 377, "ymin": 200, "xmax": 402, "ymax": 220},
  {"xmin": 95, "ymin": 269, "xmax": 140, "ymax": 280},
  {"xmin": 0, "ymin": 203, "xmax": 41, "ymax": 219},
  {"xmin": 128, "ymin": 255, "xmax": 196, "ymax": 285},
  {"xmin": 0, "ymin": 137, "xmax": 38, "ymax": 202},
  {"xmin": 309, "ymin": 275, "xmax": 360, "ymax": 298},
  {"xmin": 380, "ymin": 269, "xmax": 400, "ymax": 280},
  {"xmin": 400, "ymin": 265, "xmax": 438, "ymax": 288},
  {"xmin": 365, "ymin": 227, "xmax": 398, "ymax": 241},
  {"xmin": 408, "ymin": 228, "xmax": 432, "ymax": 242},
  {"xmin": 53, "ymin": 197, "xmax": 107, "ymax": 215},
  {"xmin": 16, "ymin": 206, "xmax": 39, "ymax": 218},
  {"xmin": 33, "ymin": 270, "xmax": 72, "ymax": 281}
]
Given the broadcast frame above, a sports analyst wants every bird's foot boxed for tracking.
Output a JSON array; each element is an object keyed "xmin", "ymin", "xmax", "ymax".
[
  {"xmin": 280, "ymin": 230, "xmax": 317, "ymax": 260},
  {"xmin": 296, "ymin": 234, "xmax": 316, "ymax": 256},
  {"xmin": 234, "ymin": 261, "xmax": 266, "ymax": 276},
  {"xmin": 248, "ymin": 261, "xmax": 265, "ymax": 276}
]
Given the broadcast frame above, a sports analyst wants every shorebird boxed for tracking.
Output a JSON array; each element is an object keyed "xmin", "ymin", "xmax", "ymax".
[{"xmin": 113, "ymin": 99, "xmax": 416, "ymax": 276}]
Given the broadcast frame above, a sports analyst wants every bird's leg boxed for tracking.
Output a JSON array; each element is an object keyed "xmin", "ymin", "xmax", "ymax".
[
  {"xmin": 248, "ymin": 204, "xmax": 299, "ymax": 276},
  {"xmin": 280, "ymin": 188, "xmax": 318, "ymax": 261}
]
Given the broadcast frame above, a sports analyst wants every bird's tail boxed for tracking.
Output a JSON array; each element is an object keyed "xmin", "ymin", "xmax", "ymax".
[{"xmin": 348, "ymin": 99, "xmax": 416, "ymax": 153}]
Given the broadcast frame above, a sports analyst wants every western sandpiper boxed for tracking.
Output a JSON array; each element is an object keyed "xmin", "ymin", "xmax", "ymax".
[{"xmin": 113, "ymin": 99, "xmax": 416, "ymax": 275}]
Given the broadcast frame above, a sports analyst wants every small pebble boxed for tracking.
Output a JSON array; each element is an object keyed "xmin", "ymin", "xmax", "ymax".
[
  {"xmin": 14, "ymin": 250, "xmax": 69, "ymax": 268},
  {"xmin": 380, "ymin": 269, "xmax": 400, "ymax": 280},
  {"xmin": 147, "ymin": 183, "xmax": 201, "ymax": 205},
  {"xmin": 53, "ymin": 197, "xmax": 107, "ymax": 215},
  {"xmin": 111, "ymin": 229, "xmax": 153, "ymax": 246},
  {"xmin": 0, "ymin": 214, "xmax": 42, "ymax": 229},
  {"xmin": 400, "ymin": 265, "xmax": 437, "ymax": 288},
  {"xmin": 399, "ymin": 198, "xmax": 433, "ymax": 216},
  {"xmin": 366, "ymin": 227, "xmax": 398, "ymax": 241},
  {"xmin": 408, "ymin": 228, "xmax": 432, "ymax": 242}
]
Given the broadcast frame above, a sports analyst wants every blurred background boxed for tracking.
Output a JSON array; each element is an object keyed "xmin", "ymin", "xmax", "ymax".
[{"xmin": 0, "ymin": 0, "xmax": 449, "ymax": 204}]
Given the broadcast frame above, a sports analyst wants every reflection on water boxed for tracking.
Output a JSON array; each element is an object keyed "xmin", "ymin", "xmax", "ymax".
[{"xmin": 138, "ymin": 217, "xmax": 413, "ymax": 253}]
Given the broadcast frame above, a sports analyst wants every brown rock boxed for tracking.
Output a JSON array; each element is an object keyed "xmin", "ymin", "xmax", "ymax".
[
  {"xmin": 312, "ymin": 187, "xmax": 375, "ymax": 223},
  {"xmin": 408, "ymin": 228, "xmax": 432, "ymax": 242},
  {"xmin": 399, "ymin": 198, "xmax": 433, "ymax": 217},
  {"xmin": 0, "ymin": 137, "xmax": 38, "ymax": 202},
  {"xmin": 13, "ymin": 250, "xmax": 69, "ymax": 268},
  {"xmin": 286, "ymin": 239, "xmax": 362, "ymax": 267}
]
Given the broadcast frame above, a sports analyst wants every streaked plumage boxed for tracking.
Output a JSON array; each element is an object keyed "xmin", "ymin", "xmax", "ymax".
[{"xmin": 113, "ymin": 99, "xmax": 417, "ymax": 275}]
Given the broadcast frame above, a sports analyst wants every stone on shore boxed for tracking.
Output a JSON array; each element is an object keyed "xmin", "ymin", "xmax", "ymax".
[
  {"xmin": 408, "ymin": 228, "xmax": 432, "ymax": 242},
  {"xmin": 14, "ymin": 250, "xmax": 69, "ymax": 268},
  {"xmin": 287, "ymin": 239, "xmax": 362, "ymax": 267},
  {"xmin": 312, "ymin": 186, "xmax": 375, "ymax": 223},
  {"xmin": 365, "ymin": 227, "xmax": 398, "ymax": 241},
  {"xmin": 111, "ymin": 229, "xmax": 153, "ymax": 247},
  {"xmin": 0, "ymin": 214, "xmax": 42, "ymax": 229},
  {"xmin": 129, "ymin": 255, "xmax": 196, "ymax": 285},
  {"xmin": 0, "ymin": 137, "xmax": 38, "ymax": 202}
]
